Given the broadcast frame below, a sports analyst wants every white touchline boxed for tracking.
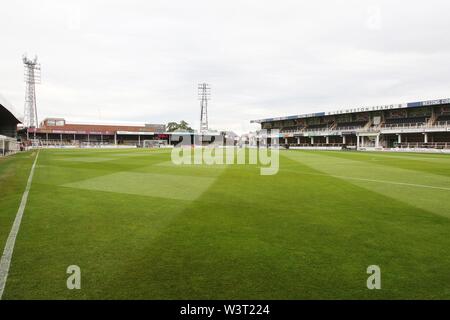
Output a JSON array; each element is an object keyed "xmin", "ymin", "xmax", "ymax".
[{"xmin": 0, "ymin": 151, "xmax": 39, "ymax": 299}]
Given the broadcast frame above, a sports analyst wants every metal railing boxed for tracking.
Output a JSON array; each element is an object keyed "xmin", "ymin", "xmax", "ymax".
[
  {"xmin": 303, "ymin": 127, "xmax": 331, "ymax": 133},
  {"xmin": 274, "ymin": 120, "xmax": 450, "ymax": 135},
  {"xmin": 288, "ymin": 143, "xmax": 356, "ymax": 147},
  {"xmin": 280, "ymin": 123, "xmax": 368, "ymax": 134},
  {"xmin": 434, "ymin": 121, "xmax": 450, "ymax": 127},
  {"xmin": 335, "ymin": 125, "xmax": 364, "ymax": 132},
  {"xmin": 280, "ymin": 127, "xmax": 305, "ymax": 133},
  {"xmin": 381, "ymin": 121, "xmax": 450, "ymax": 130},
  {"xmin": 381, "ymin": 122, "xmax": 427, "ymax": 129},
  {"xmin": 396, "ymin": 142, "xmax": 450, "ymax": 149}
]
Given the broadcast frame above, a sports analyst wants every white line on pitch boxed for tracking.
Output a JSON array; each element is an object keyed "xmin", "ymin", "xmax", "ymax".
[
  {"xmin": 330, "ymin": 174, "xmax": 450, "ymax": 191},
  {"xmin": 0, "ymin": 151, "xmax": 39, "ymax": 299},
  {"xmin": 282, "ymin": 168, "xmax": 450, "ymax": 191}
]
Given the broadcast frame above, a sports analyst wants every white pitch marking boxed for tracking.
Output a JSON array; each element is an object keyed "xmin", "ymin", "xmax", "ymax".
[
  {"xmin": 0, "ymin": 151, "xmax": 39, "ymax": 299},
  {"xmin": 330, "ymin": 174, "xmax": 450, "ymax": 191},
  {"xmin": 282, "ymin": 168, "xmax": 450, "ymax": 191}
]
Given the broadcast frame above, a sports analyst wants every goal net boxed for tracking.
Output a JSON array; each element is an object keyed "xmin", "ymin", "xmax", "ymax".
[{"xmin": 143, "ymin": 140, "xmax": 168, "ymax": 148}]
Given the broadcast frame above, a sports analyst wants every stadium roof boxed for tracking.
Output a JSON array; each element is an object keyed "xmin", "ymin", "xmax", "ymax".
[
  {"xmin": 0, "ymin": 94, "xmax": 21, "ymax": 124},
  {"xmin": 250, "ymin": 98, "xmax": 450, "ymax": 124}
]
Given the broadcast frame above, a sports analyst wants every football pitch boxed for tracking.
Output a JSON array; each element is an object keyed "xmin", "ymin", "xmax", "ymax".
[{"xmin": 0, "ymin": 148, "xmax": 449, "ymax": 299}]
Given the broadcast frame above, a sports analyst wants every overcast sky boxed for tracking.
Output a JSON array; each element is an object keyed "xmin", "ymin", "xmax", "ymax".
[{"xmin": 1, "ymin": 0, "xmax": 450, "ymax": 133}]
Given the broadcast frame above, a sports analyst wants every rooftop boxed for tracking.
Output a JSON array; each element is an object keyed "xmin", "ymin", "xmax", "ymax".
[{"xmin": 251, "ymin": 98, "xmax": 450, "ymax": 123}]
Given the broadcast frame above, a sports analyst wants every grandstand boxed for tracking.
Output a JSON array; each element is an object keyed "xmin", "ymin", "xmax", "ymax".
[
  {"xmin": 24, "ymin": 118, "xmax": 231, "ymax": 148},
  {"xmin": 27, "ymin": 118, "xmax": 167, "ymax": 147},
  {"xmin": 0, "ymin": 95, "xmax": 21, "ymax": 156},
  {"xmin": 251, "ymin": 98, "xmax": 450, "ymax": 151}
]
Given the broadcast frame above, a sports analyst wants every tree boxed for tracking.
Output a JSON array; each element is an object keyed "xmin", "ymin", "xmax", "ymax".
[
  {"xmin": 178, "ymin": 120, "xmax": 193, "ymax": 132},
  {"xmin": 166, "ymin": 120, "xmax": 194, "ymax": 132},
  {"xmin": 166, "ymin": 122, "xmax": 179, "ymax": 132}
]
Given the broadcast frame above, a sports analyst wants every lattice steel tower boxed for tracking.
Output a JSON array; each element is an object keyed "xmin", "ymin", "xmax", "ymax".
[
  {"xmin": 23, "ymin": 54, "xmax": 41, "ymax": 129},
  {"xmin": 198, "ymin": 83, "xmax": 210, "ymax": 133}
]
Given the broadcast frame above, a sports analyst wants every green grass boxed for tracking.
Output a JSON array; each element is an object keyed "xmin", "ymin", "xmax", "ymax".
[{"xmin": 1, "ymin": 148, "xmax": 450, "ymax": 299}]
